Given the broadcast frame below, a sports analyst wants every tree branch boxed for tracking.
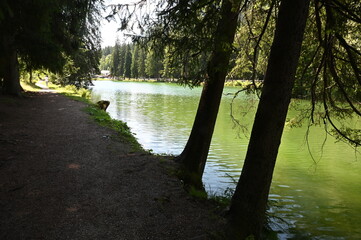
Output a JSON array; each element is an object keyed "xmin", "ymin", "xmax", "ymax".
[
  {"xmin": 335, "ymin": 33, "xmax": 361, "ymax": 86},
  {"xmin": 328, "ymin": 0, "xmax": 361, "ymax": 23},
  {"xmin": 250, "ymin": 0, "xmax": 276, "ymax": 90},
  {"xmin": 327, "ymin": 52, "xmax": 361, "ymax": 116}
]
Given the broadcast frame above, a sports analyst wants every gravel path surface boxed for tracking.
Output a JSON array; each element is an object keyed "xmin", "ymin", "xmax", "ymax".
[{"xmin": 0, "ymin": 92, "xmax": 222, "ymax": 240}]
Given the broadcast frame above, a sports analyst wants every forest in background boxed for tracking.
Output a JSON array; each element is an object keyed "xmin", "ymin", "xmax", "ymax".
[{"xmin": 1, "ymin": 0, "xmax": 360, "ymax": 238}]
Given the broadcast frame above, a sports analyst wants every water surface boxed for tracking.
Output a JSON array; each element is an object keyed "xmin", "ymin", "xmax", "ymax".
[{"xmin": 91, "ymin": 81, "xmax": 361, "ymax": 239}]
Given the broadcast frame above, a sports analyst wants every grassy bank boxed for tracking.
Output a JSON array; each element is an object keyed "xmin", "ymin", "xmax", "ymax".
[
  {"xmin": 21, "ymin": 80, "xmax": 90, "ymax": 99},
  {"xmin": 83, "ymin": 104, "xmax": 143, "ymax": 152},
  {"xmin": 20, "ymin": 80, "xmax": 43, "ymax": 92}
]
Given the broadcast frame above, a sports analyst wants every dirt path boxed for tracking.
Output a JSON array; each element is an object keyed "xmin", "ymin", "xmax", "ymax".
[{"xmin": 0, "ymin": 92, "xmax": 222, "ymax": 240}]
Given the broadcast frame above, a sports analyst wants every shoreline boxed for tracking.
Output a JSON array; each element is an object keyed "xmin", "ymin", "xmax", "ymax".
[{"xmin": 92, "ymin": 77, "xmax": 263, "ymax": 87}]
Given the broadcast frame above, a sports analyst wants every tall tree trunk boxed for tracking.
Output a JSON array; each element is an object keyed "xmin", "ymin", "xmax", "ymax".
[
  {"xmin": 176, "ymin": 0, "xmax": 243, "ymax": 188},
  {"xmin": 227, "ymin": 0, "xmax": 310, "ymax": 239},
  {"xmin": 29, "ymin": 69, "xmax": 33, "ymax": 83},
  {"xmin": 1, "ymin": 35, "xmax": 22, "ymax": 96}
]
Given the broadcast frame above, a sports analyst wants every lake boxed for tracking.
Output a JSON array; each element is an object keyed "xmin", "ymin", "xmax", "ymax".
[{"xmin": 91, "ymin": 80, "xmax": 361, "ymax": 239}]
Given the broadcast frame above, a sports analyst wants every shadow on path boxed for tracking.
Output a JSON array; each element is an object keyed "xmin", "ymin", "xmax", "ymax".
[{"xmin": 0, "ymin": 92, "xmax": 221, "ymax": 240}]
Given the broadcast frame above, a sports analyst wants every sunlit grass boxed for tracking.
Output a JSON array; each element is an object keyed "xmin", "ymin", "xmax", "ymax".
[
  {"xmin": 20, "ymin": 79, "xmax": 90, "ymax": 99},
  {"xmin": 20, "ymin": 80, "xmax": 43, "ymax": 92},
  {"xmin": 31, "ymin": 82, "xmax": 92, "ymax": 102},
  {"xmin": 92, "ymin": 77, "xmax": 112, "ymax": 81},
  {"xmin": 224, "ymin": 80, "xmax": 262, "ymax": 88}
]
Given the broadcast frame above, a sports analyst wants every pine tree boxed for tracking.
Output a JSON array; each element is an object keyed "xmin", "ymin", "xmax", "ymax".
[
  {"xmin": 137, "ymin": 47, "xmax": 146, "ymax": 79},
  {"xmin": 131, "ymin": 44, "xmax": 139, "ymax": 79},
  {"xmin": 118, "ymin": 44, "xmax": 126, "ymax": 78},
  {"xmin": 111, "ymin": 41, "xmax": 121, "ymax": 77},
  {"xmin": 124, "ymin": 44, "xmax": 132, "ymax": 79},
  {"xmin": 145, "ymin": 49, "xmax": 163, "ymax": 79}
]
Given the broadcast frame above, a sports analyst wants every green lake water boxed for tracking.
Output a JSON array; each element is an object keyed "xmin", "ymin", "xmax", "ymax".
[{"xmin": 91, "ymin": 80, "xmax": 361, "ymax": 239}]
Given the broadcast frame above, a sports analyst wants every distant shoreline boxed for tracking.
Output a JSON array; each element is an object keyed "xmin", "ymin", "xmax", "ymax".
[{"xmin": 92, "ymin": 77, "xmax": 263, "ymax": 87}]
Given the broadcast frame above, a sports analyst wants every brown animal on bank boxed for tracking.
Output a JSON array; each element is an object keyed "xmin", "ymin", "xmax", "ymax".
[{"xmin": 97, "ymin": 100, "xmax": 110, "ymax": 111}]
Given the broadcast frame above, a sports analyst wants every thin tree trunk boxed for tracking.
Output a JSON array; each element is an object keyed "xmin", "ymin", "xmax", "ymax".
[
  {"xmin": 176, "ymin": 0, "xmax": 243, "ymax": 188},
  {"xmin": 29, "ymin": 69, "xmax": 33, "ymax": 83},
  {"xmin": 227, "ymin": 0, "xmax": 310, "ymax": 239}
]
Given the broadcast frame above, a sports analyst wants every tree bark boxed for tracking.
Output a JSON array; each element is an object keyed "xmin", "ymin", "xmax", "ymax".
[
  {"xmin": 227, "ymin": 0, "xmax": 310, "ymax": 238},
  {"xmin": 1, "ymin": 35, "xmax": 22, "ymax": 96},
  {"xmin": 176, "ymin": 0, "xmax": 243, "ymax": 188},
  {"xmin": 29, "ymin": 69, "xmax": 33, "ymax": 83}
]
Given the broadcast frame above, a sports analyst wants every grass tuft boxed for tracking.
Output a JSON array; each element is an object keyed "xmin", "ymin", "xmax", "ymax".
[
  {"xmin": 188, "ymin": 186, "xmax": 208, "ymax": 200},
  {"xmin": 20, "ymin": 80, "xmax": 43, "ymax": 92},
  {"xmin": 83, "ymin": 105, "xmax": 143, "ymax": 152}
]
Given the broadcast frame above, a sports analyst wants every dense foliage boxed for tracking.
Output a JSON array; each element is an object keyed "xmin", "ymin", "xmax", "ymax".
[
  {"xmin": 100, "ymin": 42, "xmax": 166, "ymax": 80},
  {"xmin": 0, "ymin": 0, "xmax": 102, "ymax": 94}
]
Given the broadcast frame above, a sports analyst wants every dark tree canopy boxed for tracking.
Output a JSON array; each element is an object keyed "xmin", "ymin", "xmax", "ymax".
[{"xmin": 0, "ymin": 0, "xmax": 102, "ymax": 94}]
